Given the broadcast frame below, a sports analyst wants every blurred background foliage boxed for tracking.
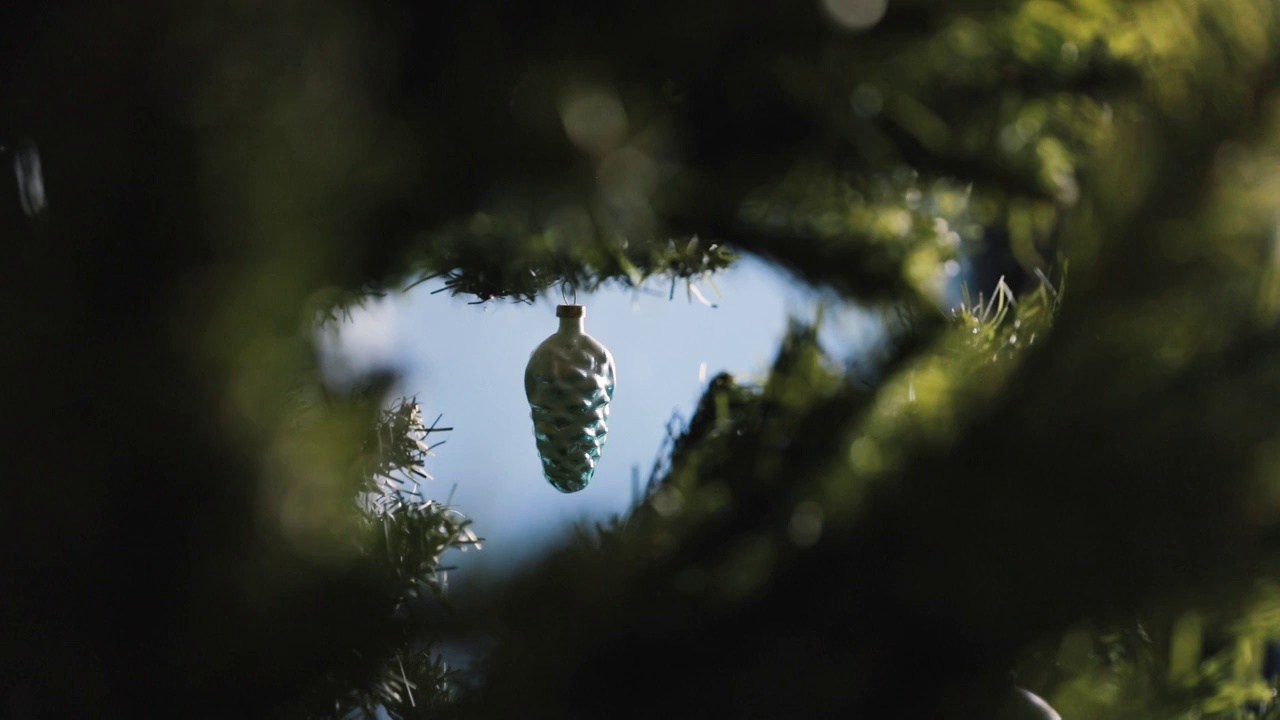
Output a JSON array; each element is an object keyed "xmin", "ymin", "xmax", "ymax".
[{"xmin": 5, "ymin": 0, "xmax": 1280, "ymax": 717}]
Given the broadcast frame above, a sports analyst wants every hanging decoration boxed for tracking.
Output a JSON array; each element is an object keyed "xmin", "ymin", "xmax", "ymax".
[{"xmin": 524, "ymin": 299, "xmax": 616, "ymax": 493}]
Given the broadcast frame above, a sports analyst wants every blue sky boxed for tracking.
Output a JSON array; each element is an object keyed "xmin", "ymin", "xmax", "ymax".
[{"xmin": 321, "ymin": 256, "xmax": 883, "ymax": 590}]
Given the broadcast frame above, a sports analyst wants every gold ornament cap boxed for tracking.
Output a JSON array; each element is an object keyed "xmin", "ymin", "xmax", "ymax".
[{"xmin": 556, "ymin": 304, "xmax": 585, "ymax": 318}]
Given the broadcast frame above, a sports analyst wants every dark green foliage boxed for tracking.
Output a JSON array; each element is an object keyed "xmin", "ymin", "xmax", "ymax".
[
  {"xmin": 8, "ymin": 0, "xmax": 1280, "ymax": 718},
  {"xmin": 306, "ymin": 399, "xmax": 478, "ymax": 719}
]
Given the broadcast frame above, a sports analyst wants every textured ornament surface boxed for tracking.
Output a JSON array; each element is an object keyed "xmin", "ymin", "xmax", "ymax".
[{"xmin": 524, "ymin": 308, "xmax": 616, "ymax": 493}]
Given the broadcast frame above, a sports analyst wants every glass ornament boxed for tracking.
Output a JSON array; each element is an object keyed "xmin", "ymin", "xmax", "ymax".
[
  {"xmin": 12, "ymin": 139, "xmax": 45, "ymax": 217},
  {"xmin": 524, "ymin": 304, "xmax": 616, "ymax": 493},
  {"xmin": 1002, "ymin": 688, "xmax": 1061, "ymax": 720}
]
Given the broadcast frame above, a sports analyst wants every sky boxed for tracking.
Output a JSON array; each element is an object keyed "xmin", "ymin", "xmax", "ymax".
[{"xmin": 319, "ymin": 255, "xmax": 884, "ymax": 592}]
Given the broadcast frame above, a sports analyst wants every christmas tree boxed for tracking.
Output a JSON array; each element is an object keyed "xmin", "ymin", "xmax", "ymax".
[{"xmin": 4, "ymin": 0, "xmax": 1280, "ymax": 717}]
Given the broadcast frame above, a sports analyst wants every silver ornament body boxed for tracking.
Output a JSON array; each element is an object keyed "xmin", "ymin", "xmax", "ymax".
[{"xmin": 524, "ymin": 305, "xmax": 616, "ymax": 493}]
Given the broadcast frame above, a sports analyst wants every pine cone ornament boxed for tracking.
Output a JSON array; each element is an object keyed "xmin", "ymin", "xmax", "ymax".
[{"xmin": 524, "ymin": 304, "xmax": 616, "ymax": 493}]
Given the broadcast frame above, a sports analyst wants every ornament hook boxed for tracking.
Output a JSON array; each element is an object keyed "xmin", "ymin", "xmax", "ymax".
[{"xmin": 560, "ymin": 279, "xmax": 578, "ymax": 306}]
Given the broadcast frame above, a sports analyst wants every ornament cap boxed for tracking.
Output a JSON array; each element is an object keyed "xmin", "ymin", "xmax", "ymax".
[{"xmin": 556, "ymin": 304, "xmax": 585, "ymax": 318}]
